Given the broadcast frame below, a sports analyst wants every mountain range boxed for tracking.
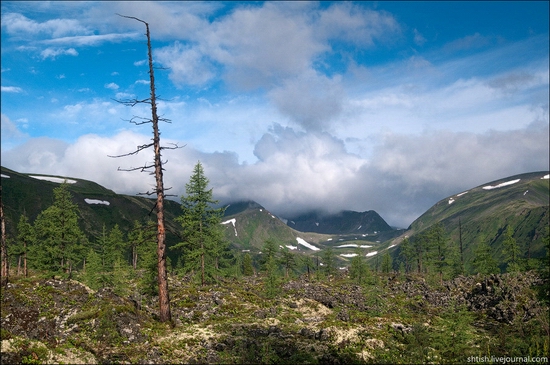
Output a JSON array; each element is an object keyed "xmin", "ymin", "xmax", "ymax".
[{"xmin": 1, "ymin": 166, "xmax": 548, "ymax": 270}]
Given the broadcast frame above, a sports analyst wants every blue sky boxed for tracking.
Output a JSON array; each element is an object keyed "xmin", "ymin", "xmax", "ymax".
[{"xmin": 1, "ymin": 1, "xmax": 549, "ymax": 227}]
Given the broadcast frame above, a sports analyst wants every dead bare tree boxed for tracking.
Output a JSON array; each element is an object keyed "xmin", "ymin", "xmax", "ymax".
[
  {"xmin": 1, "ymin": 185, "xmax": 9, "ymax": 287},
  {"xmin": 109, "ymin": 14, "xmax": 180, "ymax": 322}
]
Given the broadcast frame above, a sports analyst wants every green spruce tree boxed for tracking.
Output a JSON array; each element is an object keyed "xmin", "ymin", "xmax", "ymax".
[
  {"xmin": 32, "ymin": 182, "xmax": 84, "ymax": 276},
  {"xmin": 174, "ymin": 161, "xmax": 226, "ymax": 285}
]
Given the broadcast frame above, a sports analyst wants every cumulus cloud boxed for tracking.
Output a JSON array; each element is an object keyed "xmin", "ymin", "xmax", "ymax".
[
  {"xmin": 155, "ymin": 42, "xmax": 216, "ymax": 86},
  {"xmin": 104, "ymin": 82, "xmax": 119, "ymax": 90},
  {"xmin": 268, "ymin": 70, "xmax": 345, "ymax": 131}
]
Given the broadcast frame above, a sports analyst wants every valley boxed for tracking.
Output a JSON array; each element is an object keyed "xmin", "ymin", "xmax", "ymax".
[{"xmin": 1, "ymin": 165, "xmax": 549, "ymax": 363}]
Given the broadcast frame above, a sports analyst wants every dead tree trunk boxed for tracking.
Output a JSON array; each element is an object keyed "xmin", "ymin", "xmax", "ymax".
[
  {"xmin": 1, "ymin": 185, "xmax": 9, "ymax": 286},
  {"xmin": 111, "ymin": 14, "xmax": 179, "ymax": 322}
]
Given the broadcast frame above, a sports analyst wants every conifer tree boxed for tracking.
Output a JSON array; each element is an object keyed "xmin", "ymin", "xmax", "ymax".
[
  {"xmin": 175, "ymin": 161, "xmax": 226, "ymax": 286},
  {"xmin": 242, "ymin": 252, "xmax": 254, "ymax": 276},
  {"xmin": 260, "ymin": 238, "xmax": 279, "ymax": 271},
  {"xmin": 503, "ymin": 225, "xmax": 522, "ymax": 273},
  {"xmin": 399, "ymin": 237, "xmax": 413, "ymax": 273},
  {"xmin": 106, "ymin": 224, "xmax": 126, "ymax": 269},
  {"xmin": 381, "ymin": 251, "xmax": 393, "ymax": 274},
  {"xmin": 350, "ymin": 247, "xmax": 368, "ymax": 284},
  {"xmin": 279, "ymin": 246, "xmax": 296, "ymax": 278},
  {"xmin": 16, "ymin": 214, "xmax": 34, "ymax": 277},
  {"xmin": 301, "ymin": 255, "xmax": 314, "ymax": 282},
  {"xmin": 472, "ymin": 235, "xmax": 500, "ymax": 275},
  {"xmin": 32, "ymin": 182, "xmax": 84, "ymax": 275},
  {"xmin": 427, "ymin": 223, "xmax": 447, "ymax": 284},
  {"xmin": 322, "ymin": 247, "xmax": 336, "ymax": 280},
  {"xmin": 82, "ymin": 248, "xmax": 107, "ymax": 290}
]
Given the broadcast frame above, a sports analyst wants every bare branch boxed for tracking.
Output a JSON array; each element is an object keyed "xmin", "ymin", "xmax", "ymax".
[
  {"xmin": 161, "ymin": 143, "xmax": 185, "ymax": 151},
  {"xmin": 112, "ymin": 97, "xmax": 151, "ymax": 107},
  {"xmin": 117, "ymin": 163, "xmax": 155, "ymax": 172},
  {"xmin": 119, "ymin": 116, "xmax": 152, "ymax": 126},
  {"xmin": 116, "ymin": 13, "xmax": 148, "ymax": 25},
  {"xmin": 108, "ymin": 143, "xmax": 154, "ymax": 158}
]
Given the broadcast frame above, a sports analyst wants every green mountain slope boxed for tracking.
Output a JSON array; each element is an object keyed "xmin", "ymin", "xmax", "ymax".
[
  {"xmin": 1, "ymin": 166, "xmax": 183, "ymax": 254},
  {"xmin": 221, "ymin": 201, "xmax": 330, "ymax": 253},
  {"xmin": 385, "ymin": 171, "xmax": 549, "ymax": 272}
]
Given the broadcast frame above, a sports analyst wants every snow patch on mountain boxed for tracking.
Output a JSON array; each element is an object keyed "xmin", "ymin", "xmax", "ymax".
[
  {"xmin": 84, "ymin": 198, "xmax": 110, "ymax": 205},
  {"xmin": 296, "ymin": 237, "xmax": 320, "ymax": 251},
  {"xmin": 542, "ymin": 174, "xmax": 549, "ymax": 179},
  {"xmin": 30, "ymin": 175, "xmax": 77, "ymax": 184},
  {"xmin": 482, "ymin": 179, "xmax": 520, "ymax": 190},
  {"xmin": 221, "ymin": 218, "xmax": 237, "ymax": 236},
  {"xmin": 448, "ymin": 198, "xmax": 455, "ymax": 205},
  {"xmin": 336, "ymin": 244, "xmax": 372, "ymax": 248},
  {"xmin": 340, "ymin": 253, "xmax": 358, "ymax": 258},
  {"xmin": 388, "ymin": 244, "xmax": 397, "ymax": 249},
  {"xmin": 1, "ymin": 174, "xmax": 9, "ymax": 178},
  {"xmin": 457, "ymin": 191, "xmax": 468, "ymax": 197},
  {"xmin": 286, "ymin": 245, "xmax": 298, "ymax": 250},
  {"xmin": 366, "ymin": 251, "xmax": 378, "ymax": 257}
]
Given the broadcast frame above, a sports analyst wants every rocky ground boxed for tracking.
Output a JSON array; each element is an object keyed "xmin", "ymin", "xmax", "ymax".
[{"xmin": 1, "ymin": 271, "xmax": 548, "ymax": 364}]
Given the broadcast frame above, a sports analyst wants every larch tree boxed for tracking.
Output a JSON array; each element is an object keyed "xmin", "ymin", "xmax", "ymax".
[
  {"xmin": 503, "ymin": 225, "xmax": 522, "ymax": 273},
  {"xmin": 109, "ymin": 14, "xmax": 180, "ymax": 322},
  {"xmin": 279, "ymin": 245, "xmax": 296, "ymax": 278},
  {"xmin": 381, "ymin": 251, "xmax": 393, "ymax": 274},
  {"xmin": 174, "ymin": 161, "xmax": 226, "ymax": 286}
]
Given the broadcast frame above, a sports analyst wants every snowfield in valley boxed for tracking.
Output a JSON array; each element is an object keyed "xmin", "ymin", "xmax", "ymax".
[{"xmin": 296, "ymin": 237, "xmax": 320, "ymax": 251}]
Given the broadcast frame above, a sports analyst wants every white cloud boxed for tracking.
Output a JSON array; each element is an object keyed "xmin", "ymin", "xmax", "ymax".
[
  {"xmin": 268, "ymin": 70, "xmax": 345, "ymax": 131},
  {"xmin": 40, "ymin": 47, "xmax": 78, "ymax": 59},
  {"xmin": 1, "ymin": 86, "xmax": 23, "ymax": 93},
  {"xmin": 41, "ymin": 32, "xmax": 140, "ymax": 47},
  {"xmin": 155, "ymin": 43, "xmax": 216, "ymax": 86},
  {"xmin": 104, "ymin": 82, "xmax": 119, "ymax": 90},
  {"xmin": 1, "ymin": 12, "xmax": 89, "ymax": 38},
  {"xmin": 315, "ymin": 2, "xmax": 400, "ymax": 46}
]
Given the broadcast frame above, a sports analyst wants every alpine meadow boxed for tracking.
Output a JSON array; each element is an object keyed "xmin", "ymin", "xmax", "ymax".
[{"xmin": 1, "ymin": 1, "xmax": 549, "ymax": 364}]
